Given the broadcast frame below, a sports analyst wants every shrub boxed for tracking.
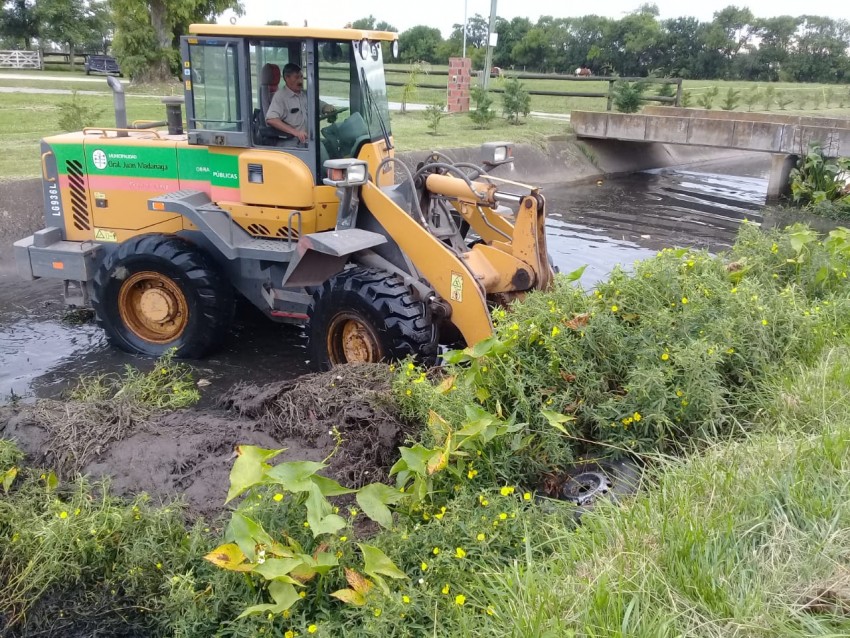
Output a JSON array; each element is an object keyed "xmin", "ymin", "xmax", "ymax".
[
  {"xmin": 425, "ymin": 98, "xmax": 445, "ymax": 135},
  {"xmin": 400, "ymin": 62, "xmax": 426, "ymax": 115},
  {"xmin": 501, "ymin": 77, "xmax": 531, "ymax": 124},
  {"xmin": 776, "ymin": 91, "xmax": 794, "ymax": 110},
  {"xmin": 611, "ymin": 80, "xmax": 648, "ymax": 113},
  {"xmin": 58, "ymin": 91, "xmax": 104, "ymax": 132},
  {"xmin": 789, "ymin": 144, "xmax": 850, "ymax": 208},
  {"xmin": 468, "ymin": 85, "xmax": 496, "ymax": 128},
  {"xmin": 761, "ymin": 85, "xmax": 776, "ymax": 111},
  {"xmin": 656, "ymin": 80, "xmax": 676, "ymax": 105},
  {"xmin": 720, "ymin": 87, "xmax": 741, "ymax": 111},
  {"xmin": 696, "ymin": 86, "xmax": 719, "ymax": 109},
  {"xmin": 680, "ymin": 89, "xmax": 693, "ymax": 108},
  {"xmin": 743, "ymin": 86, "xmax": 761, "ymax": 111}
]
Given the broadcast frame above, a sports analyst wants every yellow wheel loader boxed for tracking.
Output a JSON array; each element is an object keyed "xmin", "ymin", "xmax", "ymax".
[{"xmin": 14, "ymin": 24, "xmax": 554, "ymax": 369}]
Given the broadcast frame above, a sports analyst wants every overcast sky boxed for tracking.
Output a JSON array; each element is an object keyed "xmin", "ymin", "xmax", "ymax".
[{"xmin": 218, "ymin": 1, "xmax": 850, "ymax": 37}]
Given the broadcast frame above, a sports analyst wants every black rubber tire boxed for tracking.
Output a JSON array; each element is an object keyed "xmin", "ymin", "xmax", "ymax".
[
  {"xmin": 308, "ymin": 266, "xmax": 437, "ymax": 370},
  {"xmin": 90, "ymin": 234, "xmax": 234, "ymax": 358}
]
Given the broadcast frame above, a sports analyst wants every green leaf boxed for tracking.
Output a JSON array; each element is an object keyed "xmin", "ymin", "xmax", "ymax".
[
  {"xmin": 311, "ymin": 475, "xmax": 357, "ymax": 496},
  {"xmin": 45, "ymin": 470, "xmax": 58, "ymax": 492},
  {"xmin": 265, "ymin": 461, "xmax": 327, "ymax": 493},
  {"xmin": 356, "ymin": 483, "xmax": 404, "ymax": 529},
  {"xmin": 251, "ymin": 557, "xmax": 304, "ymax": 583},
  {"xmin": 541, "ymin": 409, "xmax": 575, "ymax": 435},
  {"xmin": 305, "ymin": 483, "xmax": 346, "ymax": 537},
  {"xmin": 394, "ymin": 444, "xmax": 434, "ymax": 477},
  {"xmin": 225, "ymin": 512, "xmax": 276, "ymax": 561},
  {"xmin": 475, "ymin": 386, "xmax": 491, "ymax": 402},
  {"xmin": 2, "ymin": 467, "xmax": 17, "ymax": 494},
  {"xmin": 564, "ymin": 265, "xmax": 587, "ymax": 282},
  {"xmin": 226, "ymin": 445, "xmax": 284, "ymax": 503},
  {"xmin": 359, "ymin": 543, "xmax": 407, "ymax": 593},
  {"xmin": 236, "ymin": 581, "xmax": 301, "ymax": 618}
]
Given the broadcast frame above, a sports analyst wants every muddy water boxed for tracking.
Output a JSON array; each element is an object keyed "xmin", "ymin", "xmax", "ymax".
[{"xmin": 0, "ymin": 154, "xmax": 770, "ymax": 399}]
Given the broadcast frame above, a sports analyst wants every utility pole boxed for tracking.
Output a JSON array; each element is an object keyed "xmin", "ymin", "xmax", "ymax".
[
  {"xmin": 482, "ymin": 0, "xmax": 497, "ymax": 88},
  {"xmin": 462, "ymin": 0, "xmax": 468, "ymax": 59}
]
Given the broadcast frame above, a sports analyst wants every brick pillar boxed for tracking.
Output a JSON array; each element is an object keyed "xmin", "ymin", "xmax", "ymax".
[{"xmin": 447, "ymin": 57, "xmax": 471, "ymax": 114}]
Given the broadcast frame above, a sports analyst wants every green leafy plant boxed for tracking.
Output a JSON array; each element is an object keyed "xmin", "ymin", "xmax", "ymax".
[
  {"xmin": 58, "ymin": 90, "xmax": 104, "ymax": 132},
  {"xmin": 789, "ymin": 144, "xmax": 850, "ymax": 208},
  {"xmin": 655, "ymin": 81, "xmax": 676, "ymax": 105},
  {"xmin": 680, "ymin": 89, "xmax": 693, "ymax": 108},
  {"xmin": 797, "ymin": 92, "xmax": 811, "ymax": 110},
  {"xmin": 776, "ymin": 91, "xmax": 794, "ymax": 110},
  {"xmin": 696, "ymin": 86, "xmax": 719, "ymax": 109},
  {"xmin": 824, "ymin": 87, "xmax": 835, "ymax": 108},
  {"xmin": 468, "ymin": 85, "xmax": 496, "ymax": 128},
  {"xmin": 720, "ymin": 87, "xmax": 741, "ymax": 111},
  {"xmin": 611, "ymin": 80, "xmax": 648, "ymax": 113},
  {"xmin": 400, "ymin": 62, "xmax": 427, "ymax": 115},
  {"xmin": 207, "ymin": 445, "xmax": 408, "ymax": 618},
  {"xmin": 812, "ymin": 90, "xmax": 824, "ymax": 110},
  {"xmin": 761, "ymin": 85, "xmax": 776, "ymax": 111},
  {"xmin": 425, "ymin": 98, "xmax": 445, "ymax": 135},
  {"xmin": 743, "ymin": 86, "xmax": 761, "ymax": 111},
  {"xmin": 501, "ymin": 77, "xmax": 531, "ymax": 124}
]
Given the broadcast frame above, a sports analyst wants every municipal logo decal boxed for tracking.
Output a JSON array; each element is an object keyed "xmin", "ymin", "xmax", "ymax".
[{"xmin": 92, "ymin": 149, "xmax": 107, "ymax": 170}]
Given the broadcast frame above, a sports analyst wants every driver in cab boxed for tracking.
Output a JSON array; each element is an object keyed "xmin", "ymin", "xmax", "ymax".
[{"xmin": 266, "ymin": 63, "xmax": 334, "ymax": 145}]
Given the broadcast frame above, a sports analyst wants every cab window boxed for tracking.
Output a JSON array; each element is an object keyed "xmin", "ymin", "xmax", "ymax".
[
  {"xmin": 187, "ymin": 41, "xmax": 242, "ymax": 132},
  {"xmin": 317, "ymin": 41, "xmax": 370, "ymax": 161}
]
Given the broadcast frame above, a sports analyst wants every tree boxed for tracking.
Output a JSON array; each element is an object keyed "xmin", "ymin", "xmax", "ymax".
[
  {"xmin": 36, "ymin": 0, "xmax": 108, "ymax": 70},
  {"xmin": 398, "ymin": 25, "xmax": 442, "ymax": 64},
  {"xmin": 0, "ymin": 0, "xmax": 39, "ymax": 49},
  {"xmin": 109, "ymin": 0, "xmax": 243, "ymax": 82},
  {"xmin": 351, "ymin": 15, "xmax": 395, "ymax": 32}
]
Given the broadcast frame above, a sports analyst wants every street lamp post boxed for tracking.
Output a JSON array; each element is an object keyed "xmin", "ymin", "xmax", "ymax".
[
  {"xmin": 462, "ymin": 0, "xmax": 468, "ymax": 59},
  {"xmin": 482, "ymin": 0, "xmax": 497, "ymax": 88}
]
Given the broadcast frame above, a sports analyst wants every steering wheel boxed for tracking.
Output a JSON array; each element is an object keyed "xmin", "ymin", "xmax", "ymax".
[{"xmin": 320, "ymin": 107, "xmax": 349, "ymax": 124}]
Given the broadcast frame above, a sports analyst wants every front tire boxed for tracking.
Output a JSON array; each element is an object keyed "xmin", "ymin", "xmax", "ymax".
[
  {"xmin": 91, "ymin": 234, "xmax": 233, "ymax": 358},
  {"xmin": 308, "ymin": 267, "xmax": 437, "ymax": 370}
]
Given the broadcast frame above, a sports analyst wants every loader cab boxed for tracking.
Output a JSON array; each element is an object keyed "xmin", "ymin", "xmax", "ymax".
[{"xmin": 181, "ymin": 26, "xmax": 396, "ymax": 189}]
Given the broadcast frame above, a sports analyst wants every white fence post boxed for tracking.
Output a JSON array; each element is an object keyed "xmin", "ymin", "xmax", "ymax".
[{"xmin": 0, "ymin": 50, "xmax": 43, "ymax": 70}]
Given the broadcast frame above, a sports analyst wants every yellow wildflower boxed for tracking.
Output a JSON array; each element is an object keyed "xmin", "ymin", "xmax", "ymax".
[
  {"xmin": 402, "ymin": 595, "xmax": 411, "ymax": 604},
  {"xmin": 308, "ymin": 625, "xmax": 318, "ymax": 634},
  {"xmin": 455, "ymin": 547, "xmax": 467, "ymax": 558},
  {"xmin": 523, "ymin": 492, "xmax": 532, "ymax": 501},
  {"xmin": 633, "ymin": 412, "xmax": 641, "ymax": 422},
  {"xmin": 611, "ymin": 305, "xmax": 618, "ymax": 312},
  {"xmin": 59, "ymin": 511, "xmax": 68, "ymax": 519},
  {"xmin": 373, "ymin": 608, "xmax": 382, "ymax": 617},
  {"xmin": 420, "ymin": 562, "xmax": 428, "ymax": 571},
  {"xmin": 477, "ymin": 533, "xmax": 486, "ymax": 541},
  {"xmin": 455, "ymin": 594, "xmax": 466, "ymax": 606},
  {"xmin": 432, "ymin": 547, "xmax": 441, "ymax": 555},
  {"xmin": 467, "ymin": 469, "xmax": 478, "ymax": 479},
  {"xmin": 442, "ymin": 584, "xmax": 450, "ymax": 595},
  {"xmin": 551, "ymin": 326, "xmax": 561, "ymax": 337},
  {"xmin": 500, "ymin": 486, "xmax": 515, "ymax": 496},
  {"xmin": 273, "ymin": 493, "xmax": 284, "ymax": 502},
  {"xmin": 285, "ymin": 631, "xmax": 295, "ymax": 638},
  {"xmin": 661, "ymin": 352, "xmax": 669, "ymax": 361}
]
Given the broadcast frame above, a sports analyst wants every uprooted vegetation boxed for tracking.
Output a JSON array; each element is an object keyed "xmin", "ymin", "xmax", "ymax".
[{"xmin": 3, "ymin": 222, "xmax": 850, "ymax": 636}]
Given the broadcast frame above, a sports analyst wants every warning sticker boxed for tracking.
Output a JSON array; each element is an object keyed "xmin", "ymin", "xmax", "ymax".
[
  {"xmin": 94, "ymin": 228, "xmax": 117, "ymax": 242},
  {"xmin": 450, "ymin": 272, "xmax": 464, "ymax": 302}
]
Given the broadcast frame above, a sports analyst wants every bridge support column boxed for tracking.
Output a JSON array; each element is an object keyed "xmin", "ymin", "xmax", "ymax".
[{"xmin": 766, "ymin": 153, "xmax": 798, "ymax": 203}]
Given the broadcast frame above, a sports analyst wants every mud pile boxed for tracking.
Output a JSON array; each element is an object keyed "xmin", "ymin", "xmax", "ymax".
[{"xmin": 0, "ymin": 364, "xmax": 412, "ymax": 519}]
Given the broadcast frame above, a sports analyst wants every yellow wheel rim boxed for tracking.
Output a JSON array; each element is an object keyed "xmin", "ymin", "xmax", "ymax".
[
  {"xmin": 327, "ymin": 312, "xmax": 382, "ymax": 364},
  {"xmin": 117, "ymin": 271, "xmax": 189, "ymax": 344}
]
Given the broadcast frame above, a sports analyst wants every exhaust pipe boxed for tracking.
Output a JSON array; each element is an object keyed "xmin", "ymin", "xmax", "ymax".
[
  {"xmin": 106, "ymin": 76, "xmax": 128, "ymax": 137},
  {"xmin": 162, "ymin": 96, "xmax": 184, "ymax": 135}
]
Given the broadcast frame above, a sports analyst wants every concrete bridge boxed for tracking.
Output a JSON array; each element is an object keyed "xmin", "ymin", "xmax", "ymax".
[{"xmin": 571, "ymin": 107, "xmax": 850, "ymax": 199}]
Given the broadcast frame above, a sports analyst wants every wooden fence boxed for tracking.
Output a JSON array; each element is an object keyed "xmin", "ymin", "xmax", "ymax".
[
  {"xmin": 0, "ymin": 50, "xmax": 42, "ymax": 70},
  {"xmin": 384, "ymin": 67, "xmax": 683, "ymax": 110}
]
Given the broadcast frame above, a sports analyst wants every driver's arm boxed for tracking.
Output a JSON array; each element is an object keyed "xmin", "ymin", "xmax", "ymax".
[{"xmin": 266, "ymin": 116, "xmax": 306, "ymax": 142}]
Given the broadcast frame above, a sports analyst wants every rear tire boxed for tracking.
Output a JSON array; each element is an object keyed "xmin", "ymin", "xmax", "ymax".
[
  {"xmin": 308, "ymin": 267, "xmax": 437, "ymax": 370},
  {"xmin": 91, "ymin": 234, "xmax": 233, "ymax": 358}
]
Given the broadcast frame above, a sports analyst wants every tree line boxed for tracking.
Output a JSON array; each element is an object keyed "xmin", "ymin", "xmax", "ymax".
[
  {"xmin": 3, "ymin": 2, "xmax": 850, "ymax": 84},
  {"xmin": 0, "ymin": 0, "xmax": 241, "ymax": 80},
  {"xmin": 396, "ymin": 5, "xmax": 850, "ymax": 84}
]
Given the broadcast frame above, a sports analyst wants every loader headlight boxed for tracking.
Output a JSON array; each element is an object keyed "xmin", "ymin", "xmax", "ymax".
[
  {"xmin": 481, "ymin": 142, "xmax": 514, "ymax": 166},
  {"xmin": 323, "ymin": 159, "xmax": 369, "ymax": 187},
  {"xmin": 392, "ymin": 40, "xmax": 399, "ymax": 59}
]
